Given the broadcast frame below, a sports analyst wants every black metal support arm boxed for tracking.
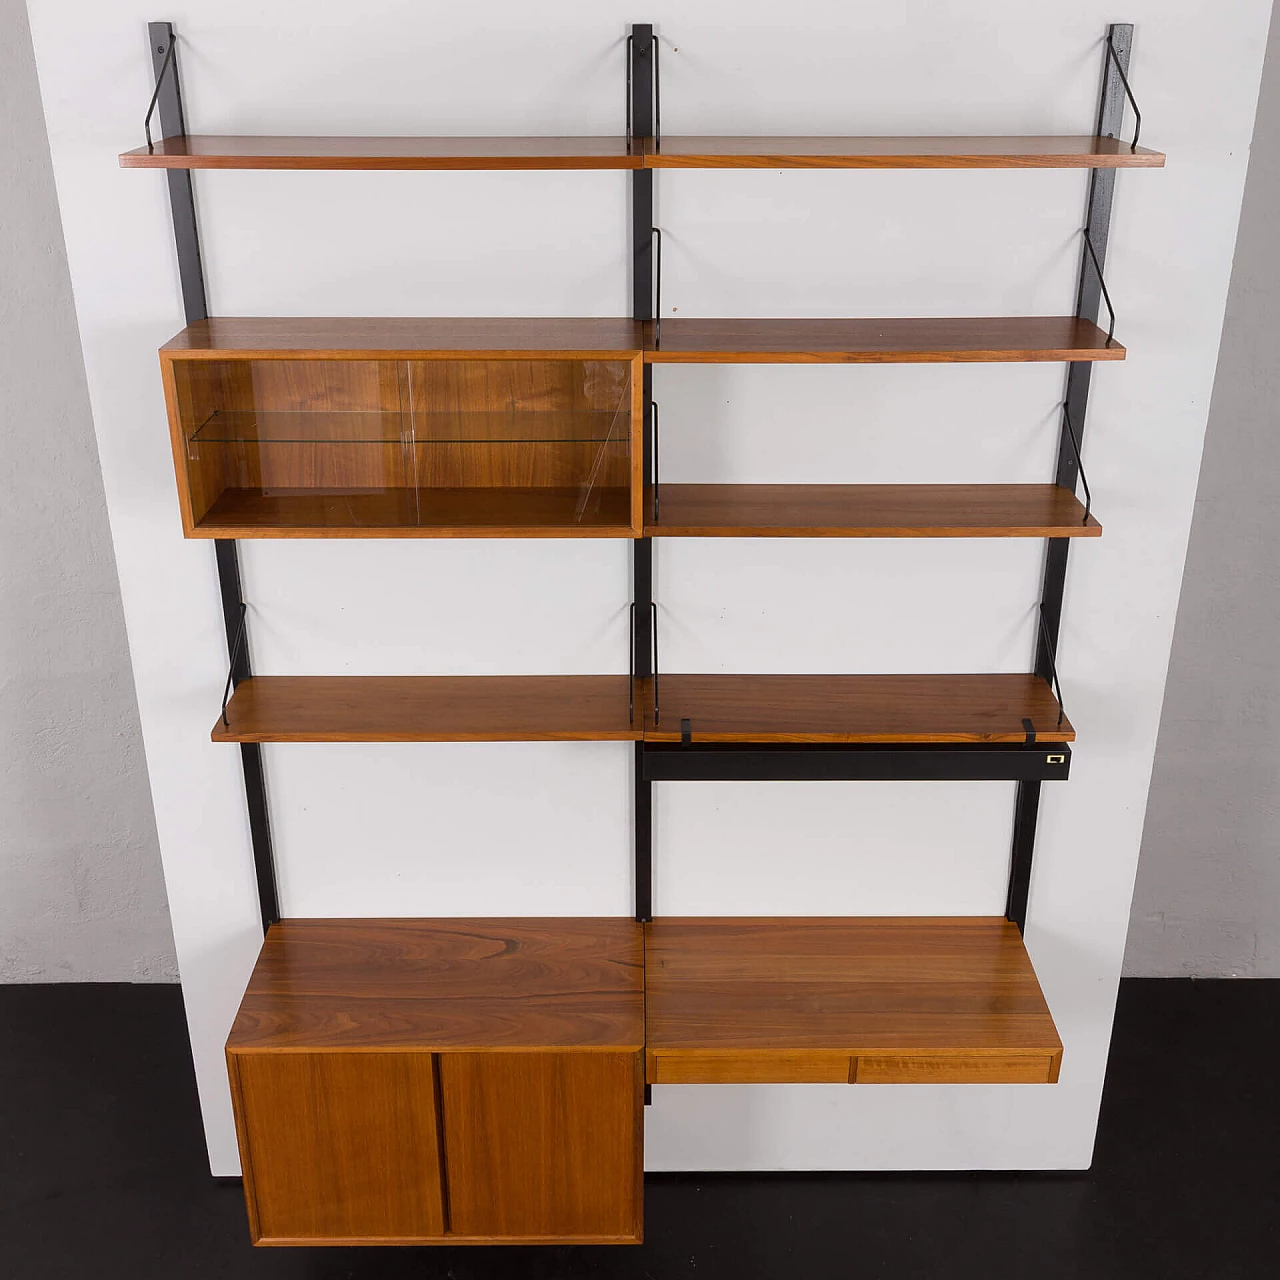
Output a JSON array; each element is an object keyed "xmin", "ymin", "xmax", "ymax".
[{"xmin": 1105, "ymin": 27, "xmax": 1143, "ymax": 151}]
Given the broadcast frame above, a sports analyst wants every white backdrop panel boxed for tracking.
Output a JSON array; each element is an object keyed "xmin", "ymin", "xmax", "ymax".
[
  {"xmin": 26, "ymin": 0, "xmax": 1272, "ymax": 1174},
  {"xmin": 268, "ymin": 743, "xmax": 633, "ymax": 919},
  {"xmin": 654, "ymin": 781, "xmax": 1014, "ymax": 917}
]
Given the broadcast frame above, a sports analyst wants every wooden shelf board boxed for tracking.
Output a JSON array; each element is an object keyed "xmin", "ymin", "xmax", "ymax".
[
  {"xmin": 119, "ymin": 134, "xmax": 1164, "ymax": 171},
  {"xmin": 227, "ymin": 918, "xmax": 644, "ymax": 1052},
  {"xmin": 212, "ymin": 676, "xmax": 641, "ymax": 742},
  {"xmin": 644, "ymin": 317, "xmax": 1124, "ymax": 363},
  {"xmin": 645, "ymin": 484, "xmax": 1100, "ymax": 537},
  {"xmin": 162, "ymin": 317, "xmax": 646, "ymax": 360},
  {"xmin": 121, "ymin": 135, "xmax": 643, "ymax": 170},
  {"xmin": 193, "ymin": 487, "xmax": 636, "ymax": 538},
  {"xmin": 644, "ymin": 134, "xmax": 1164, "ymax": 168},
  {"xmin": 645, "ymin": 917, "xmax": 1062, "ymax": 1084},
  {"xmin": 644, "ymin": 673, "xmax": 1073, "ymax": 744},
  {"xmin": 161, "ymin": 316, "xmax": 1123, "ymax": 362}
]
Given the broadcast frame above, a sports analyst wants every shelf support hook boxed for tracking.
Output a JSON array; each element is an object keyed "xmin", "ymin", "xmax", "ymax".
[{"xmin": 143, "ymin": 32, "xmax": 177, "ymax": 151}]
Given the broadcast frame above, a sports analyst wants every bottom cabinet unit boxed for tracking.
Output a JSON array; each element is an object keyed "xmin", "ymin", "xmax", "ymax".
[{"xmin": 226, "ymin": 917, "xmax": 644, "ymax": 1246}]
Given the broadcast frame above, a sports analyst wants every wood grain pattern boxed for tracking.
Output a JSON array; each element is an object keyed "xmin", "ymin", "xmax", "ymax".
[
  {"xmin": 644, "ymin": 317, "xmax": 1124, "ymax": 363},
  {"xmin": 212, "ymin": 676, "xmax": 640, "ymax": 743},
  {"xmin": 645, "ymin": 917, "xmax": 1062, "ymax": 1085},
  {"xmin": 441, "ymin": 1052, "xmax": 642, "ymax": 1241},
  {"xmin": 190, "ymin": 487, "xmax": 635, "ymax": 536},
  {"xmin": 227, "ymin": 918, "xmax": 644, "ymax": 1053},
  {"xmin": 119, "ymin": 133, "xmax": 1164, "ymax": 171},
  {"xmin": 164, "ymin": 351, "xmax": 641, "ymax": 536},
  {"xmin": 120, "ymin": 134, "xmax": 644, "ymax": 169},
  {"xmin": 644, "ymin": 135, "xmax": 1165, "ymax": 168},
  {"xmin": 643, "ymin": 674, "xmax": 1073, "ymax": 744},
  {"xmin": 645, "ymin": 484, "xmax": 1100, "ymax": 538},
  {"xmin": 161, "ymin": 318, "xmax": 646, "ymax": 359},
  {"xmin": 649, "ymin": 1052, "xmax": 852, "ymax": 1084},
  {"xmin": 159, "ymin": 316, "xmax": 1124, "ymax": 362},
  {"xmin": 228, "ymin": 1050, "xmax": 446, "ymax": 1244},
  {"xmin": 854, "ymin": 1054, "xmax": 1058, "ymax": 1083}
]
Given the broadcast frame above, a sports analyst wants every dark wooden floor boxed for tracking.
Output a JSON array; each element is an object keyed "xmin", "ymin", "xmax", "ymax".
[{"xmin": 0, "ymin": 979, "xmax": 1275, "ymax": 1278}]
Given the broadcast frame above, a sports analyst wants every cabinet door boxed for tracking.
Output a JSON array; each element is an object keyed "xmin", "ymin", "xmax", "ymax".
[
  {"xmin": 439, "ymin": 1051, "xmax": 642, "ymax": 1242},
  {"xmin": 230, "ymin": 1050, "xmax": 446, "ymax": 1244}
]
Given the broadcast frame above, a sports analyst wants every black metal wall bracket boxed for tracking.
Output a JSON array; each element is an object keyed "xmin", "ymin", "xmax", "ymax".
[
  {"xmin": 221, "ymin": 603, "xmax": 247, "ymax": 727},
  {"xmin": 1105, "ymin": 27, "xmax": 1143, "ymax": 151},
  {"xmin": 143, "ymin": 33, "xmax": 176, "ymax": 150}
]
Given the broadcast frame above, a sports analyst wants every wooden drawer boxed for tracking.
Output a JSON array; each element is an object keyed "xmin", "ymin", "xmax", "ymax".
[
  {"xmin": 648, "ymin": 1051, "xmax": 852, "ymax": 1084},
  {"xmin": 853, "ymin": 1053, "xmax": 1061, "ymax": 1084}
]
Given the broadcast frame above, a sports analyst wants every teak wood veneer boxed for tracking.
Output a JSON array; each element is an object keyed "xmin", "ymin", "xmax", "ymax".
[
  {"xmin": 645, "ymin": 484, "xmax": 1101, "ymax": 538},
  {"xmin": 213, "ymin": 675, "xmax": 642, "ymax": 743},
  {"xmin": 120, "ymin": 134, "xmax": 1165, "ymax": 171},
  {"xmin": 161, "ymin": 315, "xmax": 1125, "ymax": 363},
  {"xmin": 227, "ymin": 918, "xmax": 644, "ymax": 1246},
  {"xmin": 121, "ymin": 134, "xmax": 646, "ymax": 169},
  {"xmin": 643, "ymin": 674, "xmax": 1073, "ymax": 745},
  {"xmin": 643, "ymin": 317, "xmax": 1124, "ymax": 363},
  {"xmin": 211, "ymin": 673, "xmax": 1070, "ymax": 745},
  {"xmin": 644, "ymin": 917, "xmax": 1063, "ymax": 1084}
]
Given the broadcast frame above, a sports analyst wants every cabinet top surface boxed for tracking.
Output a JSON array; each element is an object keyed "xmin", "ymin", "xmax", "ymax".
[
  {"xmin": 228, "ymin": 918, "xmax": 644, "ymax": 1052},
  {"xmin": 162, "ymin": 317, "xmax": 647, "ymax": 358}
]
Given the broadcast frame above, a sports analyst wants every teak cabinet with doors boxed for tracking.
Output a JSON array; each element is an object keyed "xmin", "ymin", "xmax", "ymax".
[
  {"xmin": 226, "ymin": 918, "xmax": 644, "ymax": 1246},
  {"xmin": 124, "ymin": 17, "xmax": 1162, "ymax": 1251}
]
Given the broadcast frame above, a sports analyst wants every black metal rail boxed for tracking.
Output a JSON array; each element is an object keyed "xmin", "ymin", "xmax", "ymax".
[{"xmin": 147, "ymin": 22, "xmax": 279, "ymax": 933}]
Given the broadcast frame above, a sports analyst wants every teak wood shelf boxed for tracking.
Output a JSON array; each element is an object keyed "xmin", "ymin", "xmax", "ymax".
[
  {"xmin": 645, "ymin": 917, "xmax": 1063, "ymax": 1084},
  {"xmin": 642, "ymin": 316, "xmax": 1124, "ymax": 363},
  {"xmin": 129, "ymin": 18, "xmax": 1160, "ymax": 1253},
  {"xmin": 121, "ymin": 134, "xmax": 1164, "ymax": 171},
  {"xmin": 213, "ymin": 673, "xmax": 1071, "ymax": 745},
  {"xmin": 645, "ymin": 484, "xmax": 1101, "ymax": 538},
  {"xmin": 642, "ymin": 674, "xmax": 1072, "ymax": 744},
  {"xmin": 213, "ymin": 675, "xmax": 642, "ymax": 742}
]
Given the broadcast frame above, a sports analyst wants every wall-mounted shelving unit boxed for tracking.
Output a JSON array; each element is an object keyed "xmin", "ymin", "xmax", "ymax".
[{"xmin": 125, "ymin": 18, "xmax": 1162, "ymax": 1248}]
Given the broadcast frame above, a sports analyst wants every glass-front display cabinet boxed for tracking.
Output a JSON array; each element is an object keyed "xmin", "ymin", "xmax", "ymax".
[{"xmin": 160, "ymin": 328, "xmax": 644, "ymax": 537}]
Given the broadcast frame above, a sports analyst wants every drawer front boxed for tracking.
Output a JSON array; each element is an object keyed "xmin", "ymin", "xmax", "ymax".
[
  {"xmin": 229, "ymin": 1050, "xmax": 446, "ymax": 1244},
  {"xmin": 853, "ymin": 1053, "xmax": 1060, "ymax": 1083},
  {"xmin": 440, "ymin": 1051, "xmax": 642, "ymax": 1242},
  {"xmin": 648, "ymin": 1052, "xmax": 852, "ymax": 1084}
]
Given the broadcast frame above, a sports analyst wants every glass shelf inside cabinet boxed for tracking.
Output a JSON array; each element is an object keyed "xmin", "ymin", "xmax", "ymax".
[{"xmin": 187, "ymin": 408, "xmax": 625, "ymax": 448}]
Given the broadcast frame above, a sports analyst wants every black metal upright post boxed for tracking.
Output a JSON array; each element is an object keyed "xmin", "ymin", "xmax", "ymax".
[
  {"xmin": 630, "ymin": 23, "xmax": 656, "ymax": 925},
  {"xmin": 147, "ymin": 22, "xmax": 280, "ymax": 933},
  {"xmin": 1006, "ymin": 23, "xmax": 1133, "ymax": 933}
]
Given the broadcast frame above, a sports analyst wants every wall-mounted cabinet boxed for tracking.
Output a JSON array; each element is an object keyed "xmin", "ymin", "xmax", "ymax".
[
  {"xmin": 160, "ymin": 320, "xmax": 644, "ymax": 537},
  {"xmin": 226, "ymin": 918, "xmax": 644, "ymax": 1246}
]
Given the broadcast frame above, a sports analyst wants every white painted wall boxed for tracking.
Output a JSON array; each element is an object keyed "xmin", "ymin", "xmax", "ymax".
[
  {"xmin": 0, "ymin": 0, "xmax": 174, "ymax": 982},
  {"xmin": 1126, "ymin": 6, "xmax": 1280, "ymax": 977},
  {"xmin": 26, "ymin": 0, "xmax": 1271, "ymax": 1174}
]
